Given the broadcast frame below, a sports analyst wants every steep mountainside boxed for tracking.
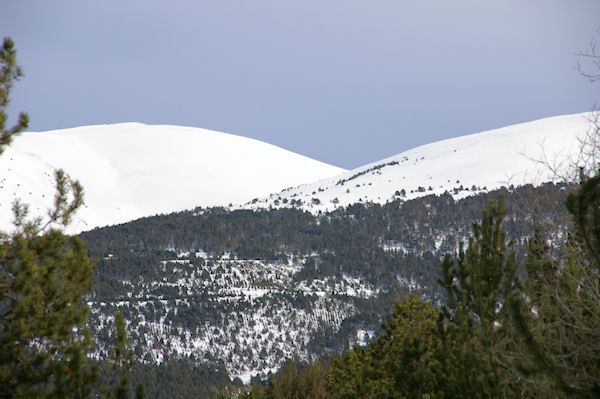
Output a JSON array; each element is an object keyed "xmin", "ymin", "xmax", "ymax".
[
  {"xmin": 243, "ymin": 113, "xmax": 594, "ymax": 213},
  {"xmin": 0, "ymin": 123, "xmax": 346, "ymax": 233}
]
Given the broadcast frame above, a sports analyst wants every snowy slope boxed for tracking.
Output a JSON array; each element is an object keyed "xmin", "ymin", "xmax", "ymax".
[
  {"xmin": 243, "ymin": 113, "xmax": 596, "ymax": 213},
  {"xmin": 0, "ymin": 123, "xmax": 346, "ymax": 233}
]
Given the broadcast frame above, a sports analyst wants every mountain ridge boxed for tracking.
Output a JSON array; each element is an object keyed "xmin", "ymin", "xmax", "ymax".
[
  {"xmin": 243, "ymin": 112, "xmax": 595, "ymax": 213},
  {"xmin": 1, "ymin": 112, "xmax": 594, "ymax": 234},
  {"xmin": 0, "ymin": 123, "xmax": 346, "ymax": 233}
]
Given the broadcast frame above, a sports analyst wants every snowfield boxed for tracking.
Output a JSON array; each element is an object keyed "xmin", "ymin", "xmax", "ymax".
[
  {"xmin": 1, "ymin": 112, "xmax": 595, "ymax": 233},
  {"xmin": 244, "ymin": 112, "xmax": 597, "ymax": 213},
  {"xmin": 0, "ymin": 123, "xmax": 346, "ymax": 233}
]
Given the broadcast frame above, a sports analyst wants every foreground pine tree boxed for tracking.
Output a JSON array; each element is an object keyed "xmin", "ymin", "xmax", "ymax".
[
  {"xmin": 0, "ymin": 37, "xmax": 144, "ymax": 399},
  {"xmin": 439, "ymin": 195, "xmax": 522, "ymax": 397},
  {"xmin": 508, "ymin": 172, "xmax": 600, "ymax": 398},
  {"xmin": 0, "ymin": 38, "xmax": 28, "ymax": 153}
]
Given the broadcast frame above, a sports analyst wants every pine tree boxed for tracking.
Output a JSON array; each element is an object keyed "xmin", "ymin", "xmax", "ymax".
[
  {"xmin": 102, "ymin": 312, "xmax": 144, "ymax": 399},
  {"xmin": 0, "ymin": 36, "xmax": 99, "ymax": 398},
  {"xmin": 508, "ymin": 173, "xmax": 600, "ymax": 397},
  {"xmin": 505, "ymin": 31, "xmax": 600, "ymax": 397},
  {"xmin": 366, "ymin": 295, "xmax": 444, "ymax": 399},
  {"xmin": 0, "ymin": 36, "xmax": 143, "ymax": 399},
  {"xmin": 0, "ymin": 228, "xmax": 97, "ymax": 398},
  {"xmin": 439, "ymin": 195, "xmax": 521, "ymax": 397},
  {"xmin": 0, "ymin": 37, "xmax": 28, "ymax": 154},
  {"xmin": 326, "ymin": 346, "xmax": 368, "ymax": 398},
  {"xmin": 325, "ymin": 294, "xmax": 490, "ymax": 398}
]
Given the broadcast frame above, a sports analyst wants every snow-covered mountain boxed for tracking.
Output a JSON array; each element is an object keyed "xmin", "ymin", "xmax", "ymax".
[
  {"xmin": 0, "ymin": 123, "xmax": 346, "ymax": 233},
  {"xmin": 243, "ymin": 113, "xmax": 596, "ymax": 213},
  {"xmin": 2, "ymin": 113, "xmax": 595, "ymax": 234}
]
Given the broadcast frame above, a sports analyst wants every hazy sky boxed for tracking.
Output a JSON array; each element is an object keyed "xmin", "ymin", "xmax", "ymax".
[{"xmin": 2, "ymin": 1, "xmax": 599, "ymax": 168}]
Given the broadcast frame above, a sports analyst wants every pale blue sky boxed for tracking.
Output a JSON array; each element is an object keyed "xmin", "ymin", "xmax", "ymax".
[{"xmin": 2, "ymin": 1, "xmax": 599, "ymax": 168}]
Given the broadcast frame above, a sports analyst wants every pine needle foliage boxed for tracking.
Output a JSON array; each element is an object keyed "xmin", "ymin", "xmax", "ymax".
[
  {"xmin": 508, "ymin": 173, "xmax": 600, "ymax": 398},
  {"xmin": 0, "ymin": 37, "xmax": 144, "ymax": 399},
  {"xmin": 0, "ymin": 37, "xmax": 28, "ymax": 154},
  {"xmin": 439, "ymin": 195, "xmax": 520, "ymax": 397}
]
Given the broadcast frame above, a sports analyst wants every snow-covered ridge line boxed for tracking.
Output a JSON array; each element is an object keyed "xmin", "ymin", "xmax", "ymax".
[
  {"xmin": 242, "ymin": 112, "xmax": 595, "ymax": 213},
  {"xmin": 2, "ymin": 113, "xmax": 593, "ymax": 234},
  {"xmin": 0, "ymin": 123, "xmax": 346, "ymax": 233}
]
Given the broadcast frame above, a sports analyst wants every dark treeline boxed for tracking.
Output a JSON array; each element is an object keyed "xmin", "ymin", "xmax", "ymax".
[
  {"xmin": 82, "ymin": 182, "xmax": 569, "ymax": 302},
  {"xmin": 129, "ymin": 360, "xmax": 231, "ymax": 399}
]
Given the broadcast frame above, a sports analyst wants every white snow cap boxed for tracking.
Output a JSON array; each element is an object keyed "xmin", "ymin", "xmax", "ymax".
[
  {"xmin": 244, "ymin": 112, "xmax": 597, "ymax": 213},
  {"xmin": 0, "ymin": 123, "xmax": 345, "ymax": 233},
  {"xmin": 1, "ymin": 113, "xmax": 595, "ymax": 233}
]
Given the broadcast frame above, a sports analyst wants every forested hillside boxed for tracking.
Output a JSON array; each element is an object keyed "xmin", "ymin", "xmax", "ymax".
[
  {"xmin": 219, "ymin": 174, "xmax": 600, "ymax": 398},
  {"xmin": 78, "ymin": 182, "xmax": 571, "ymax": 396}
]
